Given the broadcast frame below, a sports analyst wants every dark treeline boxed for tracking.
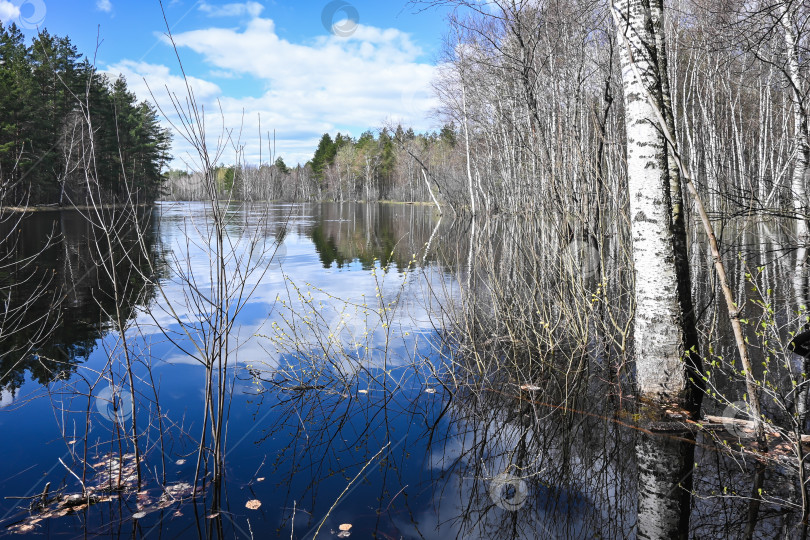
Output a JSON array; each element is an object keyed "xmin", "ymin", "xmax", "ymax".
[{"xmin": 0, "ymin": 23, "xmax": 171, "ymax": 206}]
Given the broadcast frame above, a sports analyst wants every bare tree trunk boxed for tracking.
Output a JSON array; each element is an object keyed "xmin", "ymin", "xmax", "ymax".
[
  {"xmin": 793, "ymin": 242, "xmax": 810, "ymax": 433},
  {"xmin": 421, "ymin": 169, "xmax": 442, "ymax": 215},
  {"xmin": 614, "ymin": 0, "xmax": 688, "ymax": 405},
  {"xmin": 461, "ymin": 82, "xmax": 476, "ymax": 216},
  {"xmin": 635, "ymin": 427, "xmax": 694, "ymax": 539},
  {"xmin": 650, "ymin": 0, "xmax": 703, "ymax": 413},
  {"xmin": 615, "ymin": 0, "xmax": 765, "ymax": 445},
  {"xmin": 780, "ymin": 2, "xmax": 810, "ymax": 244}
]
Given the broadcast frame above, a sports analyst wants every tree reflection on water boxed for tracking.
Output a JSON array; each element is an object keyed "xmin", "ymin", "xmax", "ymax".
[
  {"xmin": 0, "ymin": 203, "xmax": 806, "ymax": 538},
  {"xmin": 0, "ymin": 208, "xmax": 161, "ymax": 396}
]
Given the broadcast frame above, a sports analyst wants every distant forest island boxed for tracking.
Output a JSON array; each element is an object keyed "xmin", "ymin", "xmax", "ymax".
[{"xmin": 163, "ymin": 126, "xmax": 460, "ymax": 205}]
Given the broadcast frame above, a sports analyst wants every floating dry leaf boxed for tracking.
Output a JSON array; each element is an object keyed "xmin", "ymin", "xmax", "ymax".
[
  {"xmin": 337, "ymin": 532, "xmax": 351, "ymax": 538},
  {"xmin": 357, "ymin": 389, "xmax": 368, "ymax": 394},
  {"xmin": 245, "ymin": 499, "xmax": 262, "ymax": 510},
  {"xmin": 424, "ymin": 388, "xmax": 436, "ymax": 394},
  {"xmin": 256, "ymin": 477, "xmax": 265, "ymax": 482},
  {"xmin": 206, "ymin": 512, "xmax": 220, "ymax": 519},
  {"xmin": 176, "ymin": 459, "xmax": 186, "ymax": 465},
  {"xmin": 339, "ymin": 524, "xmax": 352, "ymax": 531},
  {"xmin": 6, "ymin": 452, "xmax": 172, "ymax": 534},
  {"xmin": 164, "ymin": 482, "xmax": 193, "ymax": 497},
  {"xmin": 519, "ymin": 384, "xmax": 541, "ymax": 391}
]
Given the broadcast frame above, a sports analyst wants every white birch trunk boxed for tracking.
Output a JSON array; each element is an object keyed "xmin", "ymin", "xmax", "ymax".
[
  {"xmin": 614, "ymin": 0, "xmax": 687, "ymax": 402},
  {"xmin": 421, "ymin": 169, "xmax": 442, "ymax": 215},
  {"xmin": 461, "ymin": 82, "xmax": 476, "ymax": 216},
  {"xmin": 780, "ymin": 2, "xmax": 810, "ymax": 243}
]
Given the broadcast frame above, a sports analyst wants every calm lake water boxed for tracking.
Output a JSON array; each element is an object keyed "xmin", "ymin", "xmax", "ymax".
[{"xmin": 0, "ymin": 202, "xmax": 806, "ymax": 538}]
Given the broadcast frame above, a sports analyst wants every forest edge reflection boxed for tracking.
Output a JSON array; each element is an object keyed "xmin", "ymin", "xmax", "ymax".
[{"xmin": 0, "ymin": 202, "xmax": 806, "ymax": 538}]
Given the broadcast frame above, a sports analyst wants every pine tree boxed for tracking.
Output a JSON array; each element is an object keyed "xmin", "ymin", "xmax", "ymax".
[
  {"xmin": 311, "ymin": 133, "xmax": 335, "ymax": 183},
  {"xmin": 0, "ymin": 23, "xmax": 171, "ymax": 205}
]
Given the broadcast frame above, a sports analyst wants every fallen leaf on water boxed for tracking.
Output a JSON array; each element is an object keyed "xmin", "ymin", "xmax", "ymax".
[
  {"xmin": 339, "ymin": 524, "xmax": 352, "ymax": 531},
  {"xmin": 206, "ymin": 512, "xmax": 220, "ymax": 519},
  {"xmin": 173, "ymin": 511, "xmax": 183, "ymax": 517},
  {"xmin": 424, "ymin": 388, "xmax": 436, "ymax": 394},
  {"xmin": 245, "ymin": 499, "xmax": 262, "ymax": 510},
  {"xmin": 519, "ymin": 384, "xmax": 541, "ymax": 391},
  {"xmin": 132, "ymin": 512, "xmax": 146, "ymax": 519},
  {"xmin": 256, "ymin": 477, "xmax": 265, "ymax": 482},
  {"xmin": 357, "ymin": 389, "xmax": 368, "ymax": 394},
  {"xmin": 337, "ymin": 532, "xmax": 351, "ymax": 538},
  {"xmin": 176, "ymin": 459, "xmax": 186, "ymax": 465}
]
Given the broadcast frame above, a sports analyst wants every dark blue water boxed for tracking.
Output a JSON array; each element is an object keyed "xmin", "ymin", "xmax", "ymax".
[
  {"xmin": 0, "ymin": 202, "xmax": 469, "ymax": 538},
  {"xmin": 0, "ymin": 203, "xmax": 802, "ymax": 538}
]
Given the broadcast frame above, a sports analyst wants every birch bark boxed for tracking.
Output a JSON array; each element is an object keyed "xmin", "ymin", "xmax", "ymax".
[
  {"xmin": 780, "ymin": 3, "xmax": 810, "ymax": 243},
  {"xmin": 614, "ymin": 0, "xmax": 688, "ymax": 403},
  {"xmin": 650, "ymin": 0, "xmax": 702, "ymax": 411}
]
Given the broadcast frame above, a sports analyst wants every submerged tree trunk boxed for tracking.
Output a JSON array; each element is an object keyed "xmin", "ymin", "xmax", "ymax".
[
  {"xmin": 635, "ymin": 426, "xmax": 694, "ymax": 540},
  {"xmin": 793, "ymin": 244, "xmax": 810, "ymax": 430},
  {"xmin": 614, "ymin": 0, "xmax": 689, "ymax": 405}
]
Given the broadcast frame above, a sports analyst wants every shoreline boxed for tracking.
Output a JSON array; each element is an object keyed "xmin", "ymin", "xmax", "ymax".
[{"xmin": 3, "ymin": 203, "xmax": 151, "ymax": 213}]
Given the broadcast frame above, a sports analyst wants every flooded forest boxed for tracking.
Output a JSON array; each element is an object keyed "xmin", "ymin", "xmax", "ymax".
[{"xmin": 3, "ymin": 0, "xmax": 810, "ymax": 538}]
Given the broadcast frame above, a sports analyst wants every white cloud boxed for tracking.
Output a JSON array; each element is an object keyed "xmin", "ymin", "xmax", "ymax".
[
  {"xmin": 106, "ymin": 17, "xmax": 440, "ymax": 168},
  {"xmin": 198, "ymin": 1, "xmax": 264, "ymax": 18},
  {"xmin": 103, "ymin": 60, "xmax": 227, "ymax": 167},
  {"xmin": 0, "ymin": 388, "xmax": 14, "ymax": 408},
  {"xmin": 0, "ymin": 1, "xmax": 20, "ymax": 22},
  {"xmin": 209, "ymin": 69, "xmax": 240, "ymax": 79},
  {"xmin": 97, "ymin": 0, "xmax": 112, "ymax": 13},
  {"xmin": 105, "ymin": 59, "xmax": 222, "ymax": 99}
]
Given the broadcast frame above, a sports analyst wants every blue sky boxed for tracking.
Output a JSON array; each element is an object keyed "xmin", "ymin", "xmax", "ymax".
[{"xmin": 0, "ymin": 0, "xmax": 457, "ymax": 167}]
